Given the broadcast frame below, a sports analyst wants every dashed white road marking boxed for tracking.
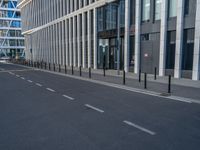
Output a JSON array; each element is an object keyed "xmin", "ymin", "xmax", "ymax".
[
  {"xmin": 20, "ymin": 77, "xmax": 25, "ymax": 80},
  {"xmin": 62, "ymin": 94, "xmax": 75, "ymax": 100},
  {"xmin": 36, "ymin": 83, "xmax": 42, "ymax": 87},
  {"xmin": 27, "ymin": 80, "xmax": 33, "ymax": 83},
  {"xmin": 46, "ymin": 88, "xmax": 55, "ymax": 92},
  {"xmin": 16, "ymin": 75, "xmax": 20, "ymax": 77},
  {"xmin": 123, "ymin": 120, "xmax": 156, "ymax": 136},
  {"xmin": 85, "ymin": 104, "xmax": 104, "ymax": 113},
  {"xmin": 8, "ymin": 72, "xmax": 14, "ymax": 75}
]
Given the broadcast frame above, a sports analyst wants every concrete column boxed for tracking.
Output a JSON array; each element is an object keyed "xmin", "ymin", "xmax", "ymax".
[
  {"xmin": 82, "ymin": 12, "xmax": 86, "ymax": 68},
  {"xmin": 59, "ymin": 22, "xmax": 62, "ymax": 65},
  {"xmin": 77, "ymin": 14, "xmax": 81, "ymax": 67},
  {"xmin": 65, "ymin": 19, "xmax": 69, "ymax": 66},
  {"xmin": 174, "ymin": 0, "xmax": 185, "ymax": 78},
  {"xmin": 159, "ymin": 0, "xmax": 168, "ymax": 76},
  {"xmin": 69, "ymin": 18, "xmax": 73, "ymax": 66},
  {"xmin": 192, "ymin": 0, "xmax": 200, "ymax": 80},
  {"xmin": 124, "ymin": 0, "xmax": 130, "ymax": 72},
  {"xmin": 73, "ymin": 16, "xmax": 77, "ymax": 67},
  {"xmin": 88, "ymin": 10, "xmax": 92, "ymax": 68},
  {"xmin": 62, "ymin": 21, "xmax": 65, "ymax": 65},
  {"xmin": 93, "ymin": 8, "xmax": 98, "ymax": 69},
  {"xmin": 134, "ymin": 0, "xmax": 141, "ymax": 74}
]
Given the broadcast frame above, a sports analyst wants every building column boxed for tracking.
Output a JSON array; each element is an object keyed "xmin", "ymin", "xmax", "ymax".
[
  {"xmin": 88, "ymin": 10, "xmax": 92, "ymax": 68},
  {"xmin": 82, "ymin": 12, "xmax": 86, "ymax": 68},
  {"xmin": 159, "ymin": 0, "xmax": 168, "ymax": 76},
  {"xmin": 134, "ymin": 0, "xmax": 141, "ymax": 74},
  {"xmin": 174, "ymin": 0, "xmax": 185, "ymax": 78},
  {"xmin": 124, "ymin": 0, "xmax": 130, "ymax": 72},
  {"xmin": 62, "ymin": 21, "xmax": 65, "ymax": 65},
  {"xmin": 69, "ymin": 18, "xmax": 73, "ymax": 66},
  {"xmin": 192, "ymin": 0, "xmax": 200, "ymax": 80},
  {"xmin": 65, "ymin": 19, "xmax": 69, "ymax": 66},
  {"xmin": 73, "ymin": 16, "xmax": 77, "ymax": 67},
  {"xmin": 93, "ymin": 8, "xmax": 98, "ymax": 69},
  {"xmin": 77, "ymin": 15, "xmax": 81, "ymax": 67}
]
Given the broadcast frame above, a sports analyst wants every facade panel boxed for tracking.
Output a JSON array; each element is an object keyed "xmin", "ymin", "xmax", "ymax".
[{"xmin": 19, "ymin": 0, "xmax": 200, "ymax": 80}]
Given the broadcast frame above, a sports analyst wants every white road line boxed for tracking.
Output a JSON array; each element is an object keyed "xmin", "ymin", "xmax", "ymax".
[
  {"xmin": 46, "ymin": 88, "xmax": 55, "ymax": 92},
  {"xmin": 8, "ymin": 72, "xmax": 14, "ymax": 75},
  {"xmin": 16, "ymin": 75, "xmax": 20, "ymax": 77},
  {"xmin": 36, "ymin": 83, "xmax": 42, "ymax": 87},
  {"xmin": 85, "ymin": 104, "xmax": 104, "ymax": 113},
  {"xmin": 27, "ymin": 80, "xmax": 33, "ymax": 83},
  {"xmin": 20, "ymin": 77, "xmax": 25, "ymax": 80},
  {"xmin": 62, "ymin": 94, "xmax": 75, "ymax": 100},
  {"xmin": 123, "ymin": 120, "xmax": 156, "ymax": 136}
]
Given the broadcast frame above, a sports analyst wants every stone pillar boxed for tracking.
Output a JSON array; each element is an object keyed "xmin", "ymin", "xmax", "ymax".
[
  {"xmin": 73, "ymin": 16, "xmax": 77, "ymax": 67},
  {"xmin": 77, "ymin": 14, "xmax": 81, "ymax": 67},
  {"xmin": 174, "ymin": 0, "xmax": 185, "ymax": 78},
  {"xmin": 88, "ymin": 10, "xmax": 92, "ymax": 68},
  {"xmin": 134, "ymin": 0, "xmax": 141, "ymax": 74},
  {"xmin": 69, "ymin": 18, "xmax": 73, "ymax": 66},
  {"xmin": 192, "ymin": 0, "xmax": 200, "ymax": 80},
  {"xmin": 65, "ymin": 19, "xmax": 69, "ymax": 66},
  {"xmin": 93, "ymin": 8, "xmax": 98, "ymax": 69},
  {"xmin": 82, "ymin": 12, "xmax": 86, "ymax": 68},
  {"xmin": 159, "ymin": 0, "xmax": 168, "ymax": 76},
  {"xmin": 124, "ymin": 0, "xmax": 130, "ymax": 72}
]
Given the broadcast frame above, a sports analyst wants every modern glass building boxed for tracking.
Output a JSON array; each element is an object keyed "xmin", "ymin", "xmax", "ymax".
[
  {"xmin": 0, "ymin": 0, "xmax": 25, "ymax": 59},
  {"xmin": 18, "ymin": 0, "xmax": 200, "ymax": 80}
]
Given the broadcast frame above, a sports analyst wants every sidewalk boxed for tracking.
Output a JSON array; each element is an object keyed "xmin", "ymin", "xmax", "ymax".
[
  {"xmin": 52, "ymin": 64, "xmax": 200, "ymax": 101},
  {"xmin": 13, "ymin": 62, "xmax": 200, "ymax": 101}
]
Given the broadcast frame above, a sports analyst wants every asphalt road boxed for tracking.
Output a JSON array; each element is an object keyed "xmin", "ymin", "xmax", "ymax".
[{"xmin": 0, "ymin": 63, "xmax": 200, "ymax": 150}]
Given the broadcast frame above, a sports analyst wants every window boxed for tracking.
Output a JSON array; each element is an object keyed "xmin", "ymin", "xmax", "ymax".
[
  {"xmin": 142, "ymin": 0, "xmax": 150, "ymax": 21},
  {"xmin": 166, "ymin": 31, "xmax": 176, "ymax": 69},
  {"xmin": 155, "ymin": 0, "xmax": 162, "ymax": 20},
  {"xmin": 182, "ymin": 29, "xmax": 194, "ymax": 70},
  {"xmin": 184, "ymin": 0, "xmax": 189, "ymax": 15},
  {"xmin": 169, "ymin": 0, "xmax": 177, "ymax": 18}
]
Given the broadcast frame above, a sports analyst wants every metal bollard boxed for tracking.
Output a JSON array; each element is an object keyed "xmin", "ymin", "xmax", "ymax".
[
  {"xmin": 139, "ymin": 69, "xmax": 141, "ymax": 82},
  {"xmin": 72, "ymin": 66, "xmax": 74, "ymax": 75},
  {"xmin": 103, "ymin": 66, "xmax": 106, "ymax": 77},
  {"xmin": 65, "ymin": 65, "xmax": 67, "ymax": 74},
  {"xmin": 80, "ymin": 66, "xmax": 82, "ymax": 76},
  {"xmin": 45, "ymin": 63, "xmax": 47, "ymax": 70},
  {"xmin": 54, "ymin": 63, "xmax": 55, "ymax": 72},
  {"xmin": 123, "ymin": 70, "xmax": 126, "ymax": 85},
  {"xmin": 59, "ymin": 64, "xmax": 61, "ymax": 72},
  {"xmin": 168, "ymin": 75, "xmax": 171, "ymax": 94},
  {"xmin": 89, "ymin": 67, "xmax": 91, "ymax": 78},
  {"xmin": 144, "ymin": 73, "xmax": 147, "ymax": 89},
  {"xmin": 154, "ymin": 67, "xmax": 157, "ymax": 80},
  {"xmin": 41, "ymin": 62, "xmax": 43, "ymax": 69},
  {"xmin": 49, "ymin": 63, "xmax": 51, "ymax": 70}
]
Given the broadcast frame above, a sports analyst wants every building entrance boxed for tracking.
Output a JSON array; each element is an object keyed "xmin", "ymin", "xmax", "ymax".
[{"xmin": 98, "ymin": 38, "xmax": 124, "ymax": 70}]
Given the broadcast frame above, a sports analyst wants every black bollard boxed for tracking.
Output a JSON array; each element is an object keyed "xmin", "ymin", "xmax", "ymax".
[
  {"xmin": 103, "ymin": 66, "xmax": 106, "ymax": 77},
  {"xmin": 49, "ymin": 63, "xmax": 51, "ymax": 70},
  {"xmin": 65, "ymin": 65, "xmax": 67, "ymax": 74},
  {"xmin": 45, "ymin": 63, "xmax": 47, "ymax": 70},
  {"xmin": 144, "ymin": 73, "xmax": 147, "ymax": 89},
  {"xmin": 41, "ymin": 62, "xmax": 43, "ymax": 69},
  {"xmin": 54, "ymin": 63, "xmax": 55, "ymax": 72},
  {"xmin": 80, "ymin": 66, "xmax": 82, "ymax": 76},
  {"xmin": 89, "ymin": 67, "xmax": 91, "ymax": 78},
  {"xmin": 72, "ymin": 66, "xmax": 74, "ymax": 75},
  {"xmin": 123, "ymin": 70, "xmax": 126, "ymax": 85},
  {"xmin": 154, "ymin": 67, "xmax": 157, "ymax": 80},
  {"xmin": 168, "ymin": 75, "xmax": 171, "ymax": 94},
  {"xmin": 59, "ymin": 64, "xmax": 61, "ymax": 72},
  {"xmin": 139, "ymin": 69, "xmax": 141, "ymax": 82}
]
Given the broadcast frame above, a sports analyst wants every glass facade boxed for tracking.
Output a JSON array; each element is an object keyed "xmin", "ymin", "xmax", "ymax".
[
  {"xmin": 0, "ymin": 0, "xmax": 25, "ymax": 58},
  {"xmin": 142, "ymin": 0, "xmax": 150, "ymax": 21},
  {"xmin": 155, "ymin": 0, "xmax": 162, "ymax": 20},
  {"xmin": 169, "ymin": 0, "xmax": 177, "ymax": 18}
]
